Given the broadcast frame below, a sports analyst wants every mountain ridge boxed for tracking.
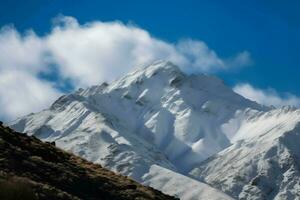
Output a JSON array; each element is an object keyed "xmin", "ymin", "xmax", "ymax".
[
  {"xmin": 10, "ymin": 61, "xmax": 300, "ymax": 199},
  {"xmin": 190, "ymin": 107, "xmax": 300, "ymax": 199}
]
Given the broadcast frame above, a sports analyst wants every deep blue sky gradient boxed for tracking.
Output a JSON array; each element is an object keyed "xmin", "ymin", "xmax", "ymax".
[{"xmin": 0, "ymin": 0, "xmax": 299, "ymax": 95}]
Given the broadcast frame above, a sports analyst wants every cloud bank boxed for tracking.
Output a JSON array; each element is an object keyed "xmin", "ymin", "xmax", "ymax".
[
  {"xmin": 0, "ymin": 15, "xmax": 253, "ymax": 121},
  {"xmin": 234, "ymin": 83, "xmax": 300, "ymax": 108}
]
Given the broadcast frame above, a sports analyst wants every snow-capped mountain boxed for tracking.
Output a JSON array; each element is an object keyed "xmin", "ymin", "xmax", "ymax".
[
  {"xmin": 190, "ymin": 107, "xmax": 300, "ymax": 199},
  {"xmin": 10, "ymin": 60, "xmax": 300, "ymax": 199}
]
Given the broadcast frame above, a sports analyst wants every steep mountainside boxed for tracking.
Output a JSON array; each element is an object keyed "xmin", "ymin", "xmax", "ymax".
[
  {"xmin": 142, "ymin": 164, "xmax": 233, "ymax": 200},
  {"xmin": 190, "ymin": 107, "xmax": 300, "ymax": 199},
  {"xmin": 10, "ymin": 60, "xmax": 300, "ymax": 200},
  {"xmin": 11, "ymin": 61, "xmax": 266, "ymax": 173},
  {"xmin": 0, "ymin": 123, "xmax": 176, "ymax": 200}
]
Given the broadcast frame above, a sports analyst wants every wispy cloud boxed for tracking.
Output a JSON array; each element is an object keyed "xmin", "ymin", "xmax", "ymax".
[
  {"xmin": 234, "ymin": 83, "xmax": 300, "ymax": 108},
  {"xmin": 0, "ymin": 15, "xmax": 252, "ymax": 121}
]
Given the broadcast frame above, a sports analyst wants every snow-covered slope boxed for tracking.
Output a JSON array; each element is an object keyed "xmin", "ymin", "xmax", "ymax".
[
  {"xmin": 13, "ymin": 60, "xmax": 300, "ymax": 200},
  {"xmin": 190, "ymin": 107, "xmax": 300, "ymax": 199},
  {"xmin": 11, "ymin": 60, "xmax": 265, "ymax": 173},
  {"xmin": 142, "ymin": 164, "xmax": 234, "ymax": 200}
]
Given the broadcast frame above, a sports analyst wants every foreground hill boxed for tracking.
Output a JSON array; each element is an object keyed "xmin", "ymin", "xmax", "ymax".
[{"xmin": 0, "ymin": 123, "xmax": 176, "ymax": 200}]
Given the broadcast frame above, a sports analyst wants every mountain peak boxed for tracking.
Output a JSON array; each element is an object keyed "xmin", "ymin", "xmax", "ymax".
[
  {"xmin": 108, "ymin": 60, "xmax": 185, "ymax": 91},
  {"xmin": 142, "ymin": 60, "xmax": 181, "ymax": 73},
  {"xmin": 9, "ymin": 61, "xmax": 283, "ymax": 200},
  {"xmin": 135, "ymin": 60, "xmax": 184, "ymax": 79}
]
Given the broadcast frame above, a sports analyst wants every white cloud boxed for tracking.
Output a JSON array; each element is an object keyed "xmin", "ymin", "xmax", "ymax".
[
  {"xmin": 226, "ymin": 51, "xmax": 252, "ymax": 68},
  {"xmin": 0, "ymin": 27, "xmax": 46, "ymax": 73},
  {"xmin": 0, "ymin": 15, "xmax": 252, "ymax": 121},
  {"xmin": 233, "ymin": 83, "xmax": 300, "ymax": 108},
  {"xmin": 0, "ymin": 70, "xmax": 61, "ymax": 121},
  {"xmin": 45, "ymin": 16, "xmax": 252, "ymax": 86}
]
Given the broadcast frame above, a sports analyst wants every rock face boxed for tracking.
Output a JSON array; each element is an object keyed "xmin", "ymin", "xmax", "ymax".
[
  {"xmin": 0, "ymin": 123, "xmax": 176, "ymax": 200},
  {"xmin": 10, "ymin": 60, "xmax": 300, "ymax": 199}
]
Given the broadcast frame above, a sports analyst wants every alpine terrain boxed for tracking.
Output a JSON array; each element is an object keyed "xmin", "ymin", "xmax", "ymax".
[{"xmin": 10, "ymin": 60, "xmax": 300, "ymax": 200}]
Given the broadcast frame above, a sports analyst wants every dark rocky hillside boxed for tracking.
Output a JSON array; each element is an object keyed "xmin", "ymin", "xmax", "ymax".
[{"xmin": 0, "ymin": 122, "xmax": 176, "ymax": 200}]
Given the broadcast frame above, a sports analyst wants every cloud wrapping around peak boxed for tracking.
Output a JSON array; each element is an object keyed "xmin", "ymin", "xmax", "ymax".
[
  {"xmin": 45, "ymin": 16, "xmax": 252, "ymax": 86},
  {"xmin": 234, "ymin": 83, "xmax": 300, "ymax": 108},
  {"xmin": 0, "ymin": 15, "xmax": 252, "ymax": 120}
]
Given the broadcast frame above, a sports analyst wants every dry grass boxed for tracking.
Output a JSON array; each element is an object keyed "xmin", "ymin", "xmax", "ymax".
[
  {"xmin": 0, "ymin": 176, "xmax": 37, "ymax": 200},
  {"xmin": 0, "ymin": 124, "xmax": 177, "ymax": 200}
]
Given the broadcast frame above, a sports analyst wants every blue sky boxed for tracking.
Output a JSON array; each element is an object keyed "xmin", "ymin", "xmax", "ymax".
[{"xmin": 0, "ymin": 0, "xmax": 299, "ymax": 121}]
